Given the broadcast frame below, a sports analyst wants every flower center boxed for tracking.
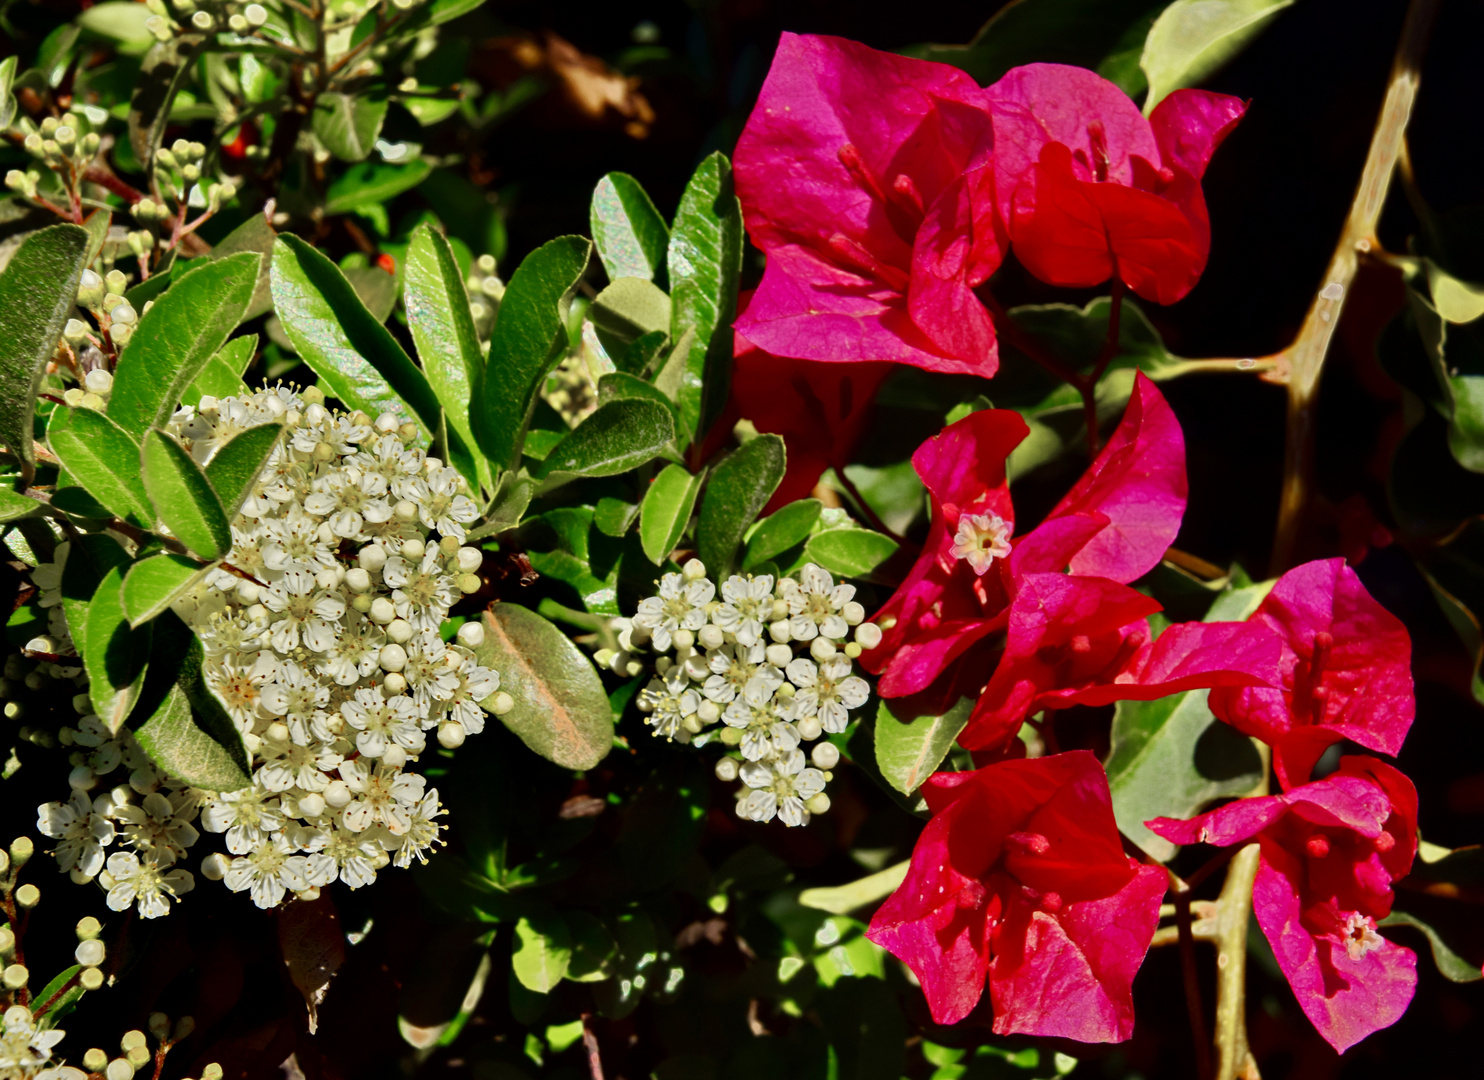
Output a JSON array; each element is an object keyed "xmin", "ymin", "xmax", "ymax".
[
  {"xmin": 951, "ymin": 512, "xmax": 1012, "ymax": 576},
  {"xmin": 1340, "ymin": 911, "xmax": 1383, "ymax": 961}
]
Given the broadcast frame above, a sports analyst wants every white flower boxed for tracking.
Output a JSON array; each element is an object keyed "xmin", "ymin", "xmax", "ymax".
[
  {"xmin": 339, "ymin": 758, "xmax": 426, "ymax": 835},
  {"xmin": 256, "ymin": 720, "xmax": 341, "ymax": 792},
  {"xmin": 638, "ymin": 668, "xmax": 700, "ymax": 742},
  {"xmin": 382, "ymin": 790, "xmax": 445, "ymax": 868},
  {"xmin": 259, "ymin": 660, "xmax": 330, "ymax": 726},
  {"xmin": 262, "ymin": 570, "xmax": 345, "ymax": 652},
  {"xmin": 382, "ymin": 548, "xmax": 458, "ymax": 631},
  {"xmin": 207, "ymin": 650, "xmax": 278, "ymax": 727},
  {"xmin": 738, "ymin": 749, "xmax": 826, "ymax": 827},
  {"xmin": 112, "ymin": 790, "xmax": 200, "ymax": 866},
  {"xmin": 413, "ymin": 466, "xmax": 479, "ymax": 539},
  {"xmin": 201, "ymin": 784, "xmax": 284, "ymax": 855},
  {"xmin": 721, "ymin": 676, "xmax": 800, "ymax": 761},
  {"xmin": 781, "ymin": 564, "xmax": 852, "ymax": 642},
  {"xmin": 222, "ymin": 835, "xmax": 309, "ymax": 909},
  {"xmin": 950, "ymin": 512, "xmax": 1012, "ymax": 576},
  {"xmin": 787, "ymin": 656, "xmax": 870, "ymax": 733},
  {"xmin": 632, "ymin": 572, "xmax": 713, "ymax": 652},
  {"xmin": 400, "ymin": 630, "xmax": 460, "ymax": 709},
  {"xmin": 712, "ymin": 574, "xmax": 776, "ymax": 646},
  {"xmin": 303, "ymin": 823, "xmax": 383, "ymax": 889},
  {"xmin": 0, "ymin": 1005, "xmax": 67, "ymax": 1076},
  {"xmin": 36, "ymin": 790, "xmax": 114, "ymax": 877},
  {"xmin": 68, "ymin": 715, "xmax": 123, "ymax": 775},
  {"xmin": 314, "ymin": 611, "xmax": 385, "ymax": 685},
  {"xmin": 103, "ymin": 850, "xmax": 194, "ymax": 918},
  {"xmin": 341, "ymin": 688, "xmax": 424, "ymax": 758},
  {"xmin": 703, "ymin": 641, "xmax": 776, "ymax": 704}
]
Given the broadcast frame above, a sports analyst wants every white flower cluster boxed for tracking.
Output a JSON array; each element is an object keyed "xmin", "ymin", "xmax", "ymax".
[
  {"xmin": 0, "ymin": 1004, "xmax": 66, "ymax": 1080},
  {"xmin": 607, "ymin": 561, "xmax": 883, "ymax": 828},
  {"xmin": 29, "ymin": 387, "xmax": 511, "ymax": 915}
]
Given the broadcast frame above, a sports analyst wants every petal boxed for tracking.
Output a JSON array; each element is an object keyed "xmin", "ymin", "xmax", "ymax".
[{"xmin": 1148, "ymin": 89, "xmax": 1247, "ymax": 182}]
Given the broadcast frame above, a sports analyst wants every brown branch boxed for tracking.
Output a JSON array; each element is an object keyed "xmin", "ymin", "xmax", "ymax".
[
  {"xmin": 579, "ymin": 1012, "xmax": 604, "ymax": 1080},
  {"xmin": 31, "ymin": 969, "xmax": 80, "ymax": 1019},
  {"xmin": 1170, "ymin": 869, "xmax": 1212, "ymax": 1080},
  {"xmin": 1212, "ymin": 844, "xmax": 1262, "ymax": 1080},
  {"xmin": 1269, "ymin": 0, "xmax": 1441, "ymax": 573}
]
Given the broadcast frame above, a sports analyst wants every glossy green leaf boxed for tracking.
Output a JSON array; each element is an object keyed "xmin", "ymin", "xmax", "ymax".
[
  {"xmin": 597, "ymin": 372, "xmax": 677, "ymax": 419},
  {"xmin": 132, "ymin": 669, "xmax": 250, "ymax": 791},
  {"xmin": 668, "ymin": 152, "xmax": 742, "ymax": 443},
  {"xmin": 1141, "ymin": 0, "xmax": 1294, "ymax": 111},
  {"xmin": 640, "ymin": 463, "xmax": 704, "ymax": 566},
  {"xmin": 404, "ymin": 224, "xmax": 490, "ymax": 491},
  {"xmin": 1427, "ymin": 261, "xmax": 1484, "ymax": 325},
  {"xmin": 874, "ymin": 697, "xmax": 972, "ymax": 797},
  {"xmin": 205, "ymin": 423, "xmax": 283, "ymax": 520},
  {"xmin": 82, "ymin": 565, "xmax": 152, "ymax": 734},
  {"xmin": 184, "ymin": 335, "xmax": 255, "ymax": 407},
  {"xmin": 46, "ymin": 407, "xmax": 152, "ymax": 524},
  {"xmin": 31, "ymin": 964, "xmax": 87, "ymax": 1029},
  {"xmin": 799, "ymin": 861, "xmax": 910, "ymax": 916},
  {"xmin": 472, "ymin": 603, "xmax": 613, "ymax": 770},
  {"xmin": 109, "ymin": 253, "xmax": 260, "ymax": 436},
  {"xmin": 122, "ymin": 552, "xmax": 214, "ymax": 627},
  {"xmin": 742, "ymin": 499, "xmax": 822, "ymax": 571},
  {"xmin": 590, "ymin": 172, "xmax": 669, "ymax": 284},
  {"xmin": 697, "ymin": 435, "xmax": 785, "ymax": 577},
  {"xmin": 471, "ymin": 237, "xmax": 591, "ymax": 471},
  {"xmin": 909, "ymin": 0, "xmax": 1166, "ymax": 85},
  {"xmin": 324, "ymin": 159, "xmax": 433, "ymax": 215},
  {"xmin": 0, "ymin": 223, "xmax": 89, "ymax": 483},
  {"xmin": 345, "ymin": 266, "xmax": 399, "ymax": 323},
  {"xmin": 468, "ymin": 472, "xmax": 535, "ymax": 540},
  {"xmin": 1379, "ymin": 910, "xmax": 1483, "ymax": 983},
  {"xmin": 0, "ymin": 489, "xmax": 40, "ymax": 523},
  {"xmin": 58, "ymin": 533, "xmax": 132, "ymax": 679},
  {"xmin": 142, "ymin": 430, "xmax": 231, "ymax": 560},
  {"xmin": 209, "ymin": 213, "xmax": 277, "ymax": 320},
  {"xmin": 81, "ymin": 208, "xmax": 112, "ymax": 267},
  {"xmin": 313, "ymin": 90, "xmax": 387, "ymax": 161},
  {"xmin": 806, "ymin": 527, "xmax": 899, "ymax": 579},
  {"xmin": 270, "ymin": 234, "xmax": 440, "ymax": 438},
  {"xmin": 590, "ymin": 277, "xmax": 672, "ymax": 353},
  {"xmin": 594, "ymin": 497, "xmax": 639, "ymax": 538},
  {"xmin": 533, "ymin": 399, "xmax": 674, "ymax": 480}
]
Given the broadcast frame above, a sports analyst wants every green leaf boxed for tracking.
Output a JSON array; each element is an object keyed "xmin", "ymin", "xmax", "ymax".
[
  {"xmin": 805, "ymin": 527, "xmax": 899, "ymax": 580},
  {"xmin": 0, "ymin": 489, "xmax": 40, "ymax": 523},
  {"xmin": 640, "ymin": 463, "xmax": 704, "ymax": 566},
  {"xmin": 1427, "ymin": 261, "xmax": 1484, "ymax": 325},
  {"xmin": 799, "ymin": 861, "xmax": 910, "ymax": 916},
  {"xmin": 31, "ymin": 964, "xmax": 87, "ymax": 1029},
  {"xmin": 1378, "ymin": 910, "xmax": 1483, "ymax": 983},
  {"xmin": 209, "ymin": 213, "xmax": 278, "ymax": 320},
  {"xmin": 184, "ymin": 335, "xmax": 255, "ymax": 407},
  {"xmin": 270, "ymin": 234, "xmax": 440, "ymax": 438},
  {"xmin": 131, "ymin": 624, "xmax": 250, "ymax": 791},
  {"xmin": 46, "ymin": 407, "xmax": 152, "ymax": 524},
  {"xmin": 471, "ymin": 237, "xmax": 591, "ymax": 472},
  {"xmin": 344, "ymin": 266, "xmax": 399, "ymax": 323},
  {"xmin": 82, "ymin": 565, "xmax": 152, "ymax": 734},
  {"xmin": 594, "ymin": 497, "xmax": 639, "ymax": 538},
  {"xmin": 668, "ymin": 153, "xmax": 742, "ymax": 443},
  {"xmin": 0, "ymin": 56, "xmax": 17, "ymax": 130},
  {"xmin": 697, "ymin": 435, "xmax": 785, "ymax": 577},
  {"xmin": 873, "ymin": 697, "xmax": 972, "ymax": 797},
  {"xmin": 533, "ymin": 399, "xmax": 674, "ymax": 481},
  {"xmin": 109, "ymin": 253, "xmax": 260, "ymax": 436},
  {"xmin": 205, "ymin": 423, "xmax": 283, "ymax": 520},
  {"xmin": 564, "ymin": 912, "xmax": 618, "ymax": 982},
  {"xmin": 742, "ymin": 499, "xmax": 822, "ymax": 571},
  {"xmin": 58, "ymin": 534, "xmax": 131, "ymax": 678},
  {"xmin": 909, "ymin": 0, "xmax": 1167, "ymax": 85},
  {"xmin": 1405, "ymin": 288, "xmax": 1484, "ymax": 473},
  {"xmin": 81, "ymin": 208, "xmax": 112, "ymax": 267},
  {"xmin": 589, "ymin": 277, "xmax": 672, "ymax": 355},
  {"xmin": 76, "ymin": 1, "xmax": 153, "ymax": 44},
  {"xmin": 141, "ymin": 430, "xmax": 231, "ymax": 561},
  {"xmin": 128, "ymin": 34, "xmax": 207, "ymax": 166},
  {"xmin": 471, "ymin": 603, "xmax": 613, "ymax": 770},
  {"xmin": 1141, "ymin": 0, "xmax": 1294, "ymax": 111},
  {"xmin": 122, "ymin": 553, "xmax": 215, "ymax": 627},
  {"xmin": 324, "ymin": 159, "xmax": 433, "ymax": 216},
  {"xmin": 468, "ymin": 472, "xmax": 535, "ymax": 540},
  {"xmin": 590, "ymin": 172, "xmax": 669, "ymax": 284},
  {"xmin": 313, "ymin": 91, "xmax": 387, "ymax": 162},
  {"xmin": 597, "ymin": 371, "xmax": 678, "ymax": 419},
  {"xmin": 404, "ymin": 224, "xmax": 490, "ymax": 491},
  {"xmin": 0, "ymin": 223, "xmax": 90, "ymax": 484}
]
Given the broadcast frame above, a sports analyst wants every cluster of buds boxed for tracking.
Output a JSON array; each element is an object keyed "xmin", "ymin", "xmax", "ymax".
[
  {"xmin": 68, "ymin": 268, "xmax": 140, "ymax": 353},
  {"xmin": 131, "ymin": 140, "xmax": 237, "ymax": 263},
  {"xmin": 145, "ymin": 0, "xmax": 270, "ymax": 39},
  {"xmin": 4, "ymin": 109, "xmax": 106, "ymax": 214},
  {"xmin": 608, "ymin": 561, "xmax": 881, "ymax": 827},
  {"xmin": 74, "ymin": 1012, "xmax": 205, "ymax": 1080}
]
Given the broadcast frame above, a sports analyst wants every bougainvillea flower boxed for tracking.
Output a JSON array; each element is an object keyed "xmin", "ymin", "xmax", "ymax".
[
  {"xmin": 868, "ymin": 751, "xmax": 1166, "ymax": 1040},
  {"xmin": 1148, "ymin": 757, "xmax": 1418, "ymax": 1052},
  {"xmin": 863, "ymin": 374, "xmax": 1273, "ymax": 750},
  {"xmin": 986, "ymin": 64, "xmax": 1245, "ymax": 304},
  {"xmin": 1207, "ymin": 558, "xmax": 1415, "ymax": 790},
  {"xmin": 733, "ymin": 33, "xmax": 1005, "ymax": 376},
  {"xmin": 729, "ymin": 294, "xmax": 895, "ymax": 514}
]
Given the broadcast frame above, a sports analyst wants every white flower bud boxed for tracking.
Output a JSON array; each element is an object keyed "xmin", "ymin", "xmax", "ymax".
[
  {"xmin": 245, "ymin": 3, "xmax": 268, "ymax": 27},
  {"xmin": 64, "ymin": 318, "xmax": 91, "ymax": 344},
  {"xmin": 765, "ymin": 644, "xmax": 792, "ymax": 668},
  {"xmin": 378, "ymin": 644, "xmax": 407, "ymax": 672},
  {"xmin": 811, "ymin": 743, "xmax": 840, "ymax": 769},
  {"xmin": 358, "ymin": 544, "xmax": 387, "ymax": 572},
  {"xmin": 369, "ymin": 597, "xmax": 396, "ymax": 624},
  {"xmin": 810, "ymin": 637, "xmax": 837, "ymax": 661},
  {"xmin": 77, "ymin": 269, "xmax": 105, "ymax": 307},
  {"xmin": 84, "ymin": 368, "xmax": 113, "ymax": 395},
  {"xmin": 456, "ymin": 621, "xmax": 484, "ymax": 648},
  {"xmin": 437, "ymin": 722, "xmax": 465, "ymax": 749},
  {"xmin": 382, "ymin": 672, "xmax": 407, "ymax": 695},
  {"xmin": 386, "ymin": 619, "xmax": 413, "ymax": 645},
  {"xmin": 104, "ymin": 269, "xmax": 128, "ymax": 294},
  {"xmin": 106, "ymin": 1057, "xmax": 133, "ymax": 1080},
  {"xmin": 492, "ymin": 691, "xmax": 514, "ymax": 715},
  {"xmin": 698, "ymin": 624, "xmax": 725, "ymax": 650},
  {"xmin": 768, "ymin": 619, "xmax": 791, "ymax": 644},
  {"xmin": 15, "ymin": 884, "xmax": 39, "ymax": 908},
  {"xmin": 234, "ymin": 580, "xmax": 260, "ymax": 605},
  {"xmin": 110, "ymin": 323, "xmax": 135, "ymax": 348},
  {"xmin": 714, "ymin": 757, "xmax": 739, "ymax": 782},
  {"xmin": 698, "ymin": 699, "xmax": 720, "ymax": 724},
  {"xmin": 296, "ymin": 792, "xmax": 326, "ymax": 818},
  {"xmin": 75, "ymin": 939, "xmax": 106, "ymax": 967},
  {"xmin": 394, "ymin": 500, "xmax": 418, "ymax": 523},
  {"xmin": 76, "ymin": 916, "xmax": 101, "ymax": 940},
  {"xmin": 324, "ymin": 780, "xmax": 352, "ymax": 808},
  {"xmin": 805, "ymin": 792, "xmax": 831, "ymax": 815},
  {"xmin": 854, "ymin": 623, "xmax": 883, "ymax": 650},
  {"xmin": 81, "ymin": 966, "xmax": 105, "ymax": 990},
  {"xmin": 456, "ymin": 546, "xmax": 483, "ymax": 573},
  {"xmin": 344, "ymin": 568, "xmax": 371, "ymax": 592},
  {"xmin": 401, "ymin": 538, "xmax": 425, "ymax": 559},
  {"xmin": 374, "ymin": 412, "xmax": 400, "ymax": 433},
  {"xmin": 200, "ymin": 852, "xmax": 229, "ymax": 881},
  {"xmin": 682, "ymin": 558, "xmax": 707, "ymax": 581},
  {"xmin": 671, "ymin": 628, "xmax": 694, "ymax": 652},
  {"xmin": 796, "ymin": 715, "xmax": 823, "ymax": 741}
]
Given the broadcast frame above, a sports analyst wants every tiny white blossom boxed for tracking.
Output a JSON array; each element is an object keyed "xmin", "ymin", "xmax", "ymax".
[
  {"xmin": 36, "ymin": 790, "xmax": 114, "ymax": 877},
  {"xmin": 951, "ymin": 511, "xmax": 1012, "ymax": 576},
  {"xmin": 104, "ymin": 850, "xmax": 194, "ymax": 918}
]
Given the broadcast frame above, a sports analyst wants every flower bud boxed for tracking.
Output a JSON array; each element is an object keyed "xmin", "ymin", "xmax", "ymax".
[
  {"xmin": 64, "ymin": 319, "xmax": 91, "ymax": 345},
  {"xmin": 386, "ymin": 619, "xmax": 413, "ymax": 645},
  {"xmin": 148, "ymin": 1012, "xmax": 170, "ymax": 1041},
  {"xmin": 368, "ymin": 598, "xmax": 395, "ymax": 625},
  {"xmin": 456, "ymin": 546, "xmax": 482, "ymax": 572},
  {"xmin": 457, "ymin": 574, "xmax": 481, "ymax": 594},
  {"xmin": 173, "ymin": 1016, "xmax": 195, "ymax": 1040},
  {"xmin": 672, "ymin": 628, "xmax": 694, "ymax": 652},
  {"xmin": 351, "ymin": 594, "xmax": 372, "ymax": 613},
  {"xmin": 381, "ymin": 745, "xmax": 408, "ymax": 768},
  {"xmin": 77, "ymin": 269, "xmax": 105, "ymax": 308},
  {"xmin": 76, "ymin": 939, "xmax": 106, "ymax": 967},
  {"xmin": 84, "ymin": 1049, "xmax": 108, "ymax": 1072},
  {"xmin": 492, "ymin": 692, "xmax": 514, "ymax": 715},
  {"xmin": 714, "ymin": 757, "xmax": 739, "ymax": 782},
  {"xmin": 456, "ymin": 621, "xmax": 484, "ymax": 648},
  {"xmin": 191, "ymin": 11, "xmax": 213, "ymax": 31},
  {"xmin": 698, "ymin": 699, "xmax": 720, "ymax": 724},
  {"xmin": 15, "ymin": 884, "xmax": 39, "ymax": 908},
  {"xmin": 811, "ymin": 742, "xmax": 840, "ymax": 769},
  {"xmin": 682, "ymin": 558, "xmax": 707, "ymax": 581},
  {"xmin": 765, "ymin": 644, "xmax": 792, "ymax": 668},
  {"xmin": 105, "ymin": 269, "xmax": 128, "ymax": 294},
  {"xmin": 768, "ymin": 619, "xmax": 792, "ymax": 644},
  {"xmin": 127, "ymin": 1045, "xmax": 152, "ymax": 1067},
  {"xmin": 22, "ymin": 133, "xmax": 42, "ymax": 156},
  {"xmin": 854, "ymin": 623, "xmax": 883, "ymax": 650},
  {"xmin": 324, "ymin": 781, "xmax": 352, "ymax": 808},
  {"xmin": 382, "ymin": 672, "xmax": 407, "ymax": 695},
  {"xmin": 437, "ymin": 722, "xmax": 465, "ymax": 749},
  {"xmin": 200, "ymin": 853, "xmax": 228, "ymax": 881},
  {"xmin": 394, "ymin": 501, "xmax": 418, "ymax": 523},
  {"xmin": 84, "ymin": 369, "xmax": 113, "ymax": 395},
  {"xmin": 719, "ymin": 726, "xmax": 743, "ymax": 746},
  {"xmin": 805, "ymin": 792, "xmax": 831, "ymax": 815},
  {"xmin": 809, "ymin": 637, "xmax": 836, "ymax": 661},
  {"xmin": 358, "ymin": 544, "xmax": 387, "ymax": 572},
  {"xmin": 110, "ymin": 322, "xmax": 135, "ymax": 348},
  {"xmin": 9, "ymin": 837, "xmax": 33, "ymax": 867},
  {"xmin": 81, "ymin": 966, "xmax": 105, "ymax": 990},
  {"xmin": 796, "ymin": 715, "xmax": 823, "ymax": 741},
  {"xmin": 76, "ymin": 915, "xmax": 102, "ymax": 940},
  {"xmin": 245, "ymin": 3, "xmax": 268, "ymax": 26},
  {"xmin": 0, "ymin": 927, "xmax": 12, "ymax": 954},
  {"xmin": 378, "ymin": 644, "xmax": 407, "ymax": 672},
  {"xmin": 3, "ymin": 963, "xmax": 28, "ymax": 989}
]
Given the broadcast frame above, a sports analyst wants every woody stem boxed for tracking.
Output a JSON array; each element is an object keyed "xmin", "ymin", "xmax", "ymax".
[
  {"xmin": 1212, "ymin": 844, "xmax": 1262, "ymax": 1080},
  {"xmin": 1082, "ymin": 274, "xmax": 1124, "ymax": 457},
  {"xmin": 1269, "ymin": 0, "xmax": 1440, "ymax": 573},
  {"xmin": 1170, "ymin": 869, "xmax": 1212, "ymax": 1080}
]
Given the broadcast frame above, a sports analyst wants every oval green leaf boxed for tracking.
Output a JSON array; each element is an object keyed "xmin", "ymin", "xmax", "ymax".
[
  {"xmin": 141, "ymin": 430, "xmax": 231, "ymax": 560},
  {"xmin": 873, "ymin": 697, "xmax": 971, "ymax": 798},
  {"xmin": 122, "ymin": 553, "xmax": 216, "ymax": 627},
  {"xmin": 742, "ymin": 499, "xmax": 822, "ymax": 571},
  {"xmin": 512, "ymin": 908, "xmax": 573, "ymax": 993},
  {"xmin": 804, "ymin": 528, "xmax": 899, "ymax": 579},
  {"xmin": 205, "ymin": 422, "xmax": 283, "ymax": 520},
  {"xmin": 639, "ymin": 463, "xmax": 703, "ymax": 566},
  {"xmin": 47, "ymin": 407, "xmax": 152, "ymax": 524},
  {"xmin": 1141, "ymin": 0, "xmax": 1293, "ymax": 111},
  {"xmin": 533, "ymin": 399, "xmax": 674, "ymax": 481},
  {"xmin": 472, "ymin": 602, "xmax": 613, "ymax": 770},
  {"xmin": 590, "ymin": 172, "xmax": 669, "ymax": 284},
  {"xmin": 697, "ymin": 434, "xmax": 785, "ymax": 577},
  {"xmin": 82, "ymin": 565, "xmax": 152, "ymax": 733}
]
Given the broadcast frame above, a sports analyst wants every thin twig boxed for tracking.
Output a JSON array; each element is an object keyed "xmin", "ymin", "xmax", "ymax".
[
  {"xmin": 834, "ymin": 469, "xmax": 908, "ymax": 546},
  {"xmin": 1211, "ymin": 845, "xmax": 1262, "ymax": 1080},
  {"xmin": 579, "ymin": 1012, "xmax": 604, "ymax": 1080},
  {"xmin": 1083, "ymin": 275, "xmax": 1124, "ymax": 456},
  {"xmin": 1170, "ymin": 869, "xmax": 1212, "ymax": 1080},
  {"xmin": 1269, "ymin": 0, "xmax": 1441, "ymax": 572}
]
